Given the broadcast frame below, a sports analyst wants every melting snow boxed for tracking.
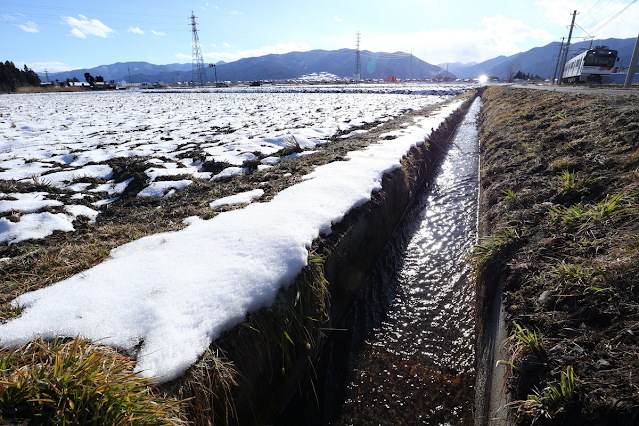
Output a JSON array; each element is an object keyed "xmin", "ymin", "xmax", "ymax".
[{"xmin": 0, "ymin": 94, "xmax": 464, "ymax": 382}]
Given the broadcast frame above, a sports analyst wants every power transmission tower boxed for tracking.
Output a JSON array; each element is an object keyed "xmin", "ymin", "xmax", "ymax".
[
  {"xmin": 44, "ymin": 69, "xmax": 50, "ymax": 82},
  {"xmin": 353, "ymin": 32, "xmax": 361, "ymax": 82},
  {"xmin": 552, "ymin": 37, "xmax": 565, "ymax": 85},
  {"xmin": 190, "ymin": 11, "xmax": 208, "ymax": 86},
  {"xmin": 128, "ymin": 67, "xmax": 132, "ymax": 86},
  {"xmin": 557, "ymin": 10, "xmax": 577, "ymax": 85}
]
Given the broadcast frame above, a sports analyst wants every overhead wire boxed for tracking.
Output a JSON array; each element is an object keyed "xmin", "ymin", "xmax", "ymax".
[
  {"xmin": 580, "ymin": 0, "xmax": 615, "ymax": 27},
  {"xmin": 579, "ymin": 0, "xmax": 603, "ymax": 22},
  {"xmin": 596, "ymin": 7, "xmax": 639, "ymax": 37},
  {"xmin": 588, "ymin": 0, "xmax": 637, "ymax": 35}
]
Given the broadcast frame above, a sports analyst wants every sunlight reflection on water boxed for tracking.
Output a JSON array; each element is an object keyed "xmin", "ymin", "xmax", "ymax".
[{"xmin": 334, "ymin": 98, "xmax": 482, "ymax": 426}]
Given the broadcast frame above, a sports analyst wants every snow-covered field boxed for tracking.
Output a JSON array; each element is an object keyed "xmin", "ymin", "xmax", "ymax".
[
  {"xmin": 0, "ymin": 85, "xmax": 471, "ymax": 244},
  {"xmin": 0, "ymin": 85, "xmax": 472, "ymax": 381}
]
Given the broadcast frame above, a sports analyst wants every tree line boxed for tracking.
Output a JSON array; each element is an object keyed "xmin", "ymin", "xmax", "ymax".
[
  {"xmin": 0, "ymin": 61, "xmax": 41, "ymax": 92},
  {"xmin": 513, "ymin": 70, "xmax": 542, "ymax": 80}
]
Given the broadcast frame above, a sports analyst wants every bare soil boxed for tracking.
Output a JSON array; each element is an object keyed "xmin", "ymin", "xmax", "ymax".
[{"xmin": 477, "ymin": 86, "xmax": 639, "ymax": 425}]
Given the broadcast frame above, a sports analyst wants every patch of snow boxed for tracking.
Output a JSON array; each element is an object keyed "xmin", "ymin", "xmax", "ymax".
[
  {"xmin": 0, "ymin": 192, "xmax": 63, "ymax": 213},
  {"xmin": 89, "ymin": 178, "xmax": 134, "ymax": 195},
  {"xmin": 64, "ymin": 205, "xmax": 99, "ymax": 223},
  {"xmin": 210, "ymin": 189, "xmax": 264, "ymax": 209},
  {"xmin": 0, "ymin": 213, "xmax": 74, "ymax": 244},
  {"xmin": 211, "ymin": 167, "xmax": 247, "ymax": 181},
  {"xmin": 137, "ymin": 180, "xmax": 193, "ymax": 197}
]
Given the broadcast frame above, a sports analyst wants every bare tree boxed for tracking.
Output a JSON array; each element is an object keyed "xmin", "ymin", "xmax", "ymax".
[{"xmin": 506, "ymin": 62, "xmax": 519, "ymax": 82}]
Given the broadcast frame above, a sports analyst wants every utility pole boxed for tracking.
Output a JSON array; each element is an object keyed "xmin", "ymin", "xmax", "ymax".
[
  {"xmin": 353, "ymin": 31, "xmax": 361, "ymax": 82},
  {"xmin": 624, "ymin": 33, "xmax": 639, "ymax": 88},
  {"xmin": 190, "ymin": 11, "xmax": 207, "ymax": 86},
  {"xmin": 552, "ymin": 37, "xmax": 565, "ymax": 85},
  {"xmin": 128, "ymin": 67, "xmax": 132, "ymax": 87},
  {"xmin": 557, "ymin": 10, "xmax": 577, "ymax": 85},
  {"xmin": 210, "ymin": 64, "xmax": 218, "ymax": 86},
  {"xmin": 408, "ymin": 52, "xmax": 413, "ymax": 81}
]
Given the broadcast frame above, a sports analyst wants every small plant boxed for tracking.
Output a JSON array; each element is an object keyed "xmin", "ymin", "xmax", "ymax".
[
  {"xmin": 282, "ymin": 134, "xmax": 302, "ymax": 155},
  {"xmin": 553, "ymin": 262, "xmax": 605, "ymax": 285},
  {"xmin": 502, "ymin": 189, "xmax": 517, "ymax": 203},
  {"xmin": 468, "ymin": 226, "xmax": 524, "ymax": 275},
  {"xmin": 549, "ymin": 192, "xmax": 626, "ymax": 229},
  {"xmin": 557, "ymin": 170, "xmax": 577, "ymax": 193},
  {"xmin": 512, "ymin": 321, "xmax": 545, "ymax": 354},
  {"xmin": 554, "ymin": 110, "xmax": 567, "ymax": 120},
  {"xmin": 510, "ymin": 366, "xmax": 577, "ymax": 421}
]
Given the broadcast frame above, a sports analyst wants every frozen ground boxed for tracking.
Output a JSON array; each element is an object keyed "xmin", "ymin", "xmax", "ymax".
[
  {"xmin": 0, "ymin": 85, "xmax": 469, "ymax": 381},
  {"xmin": 0, "ymin": 85, "xmax": 471, "ymax": 244}
]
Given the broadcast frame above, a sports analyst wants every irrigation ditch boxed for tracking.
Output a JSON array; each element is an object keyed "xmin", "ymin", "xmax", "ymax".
[{"xmin": 176, "ymin": 90, "xmax": 482, "ymax": 426}]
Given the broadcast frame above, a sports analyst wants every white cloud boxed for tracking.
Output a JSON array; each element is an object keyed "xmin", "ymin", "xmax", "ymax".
[
  {"xmin": 364, "ymin": 15, "xmax": 553, "ymax": 65},
  {"xmin": 18, "ymin": 61, "xmax": 76, "ymax": 73},
  {"xmin": 229, "ymin": 10, "xmax": 242, "ymax": 15},
  {"xmin": 175, "ymin": 53, "xmax": 193, "ymax": 60},
  {"xmin": 2, "ymin": 14, "xmax": 17, "ymax": 21},
  {"xmin": 63, "ymin": 14, "xmax": 115, "ymax": 38},
  {"xmin": 222, "ymin": 42, "xmax": 231, "ymax": 48},
  {"xmin": 17, "ymin": 21, "xmax": 39, "ymax": 33},
  {"xmin": 128, "ymin": 26, "xmax": 144, "ymax": 35},
  {"xmin": 335, "ymin": 16, "xmax": 342, "ymax": 22},
  {"xmin": 211, "ymin": 43, "xmax": 216, "ymax": 47},
  {"xmin": 202, "ymin": 41, "xmax": 311, "ymax": 62},
  {"xmin": 151, "ymin": 29, "xmax": 166, "ymax": 36}
]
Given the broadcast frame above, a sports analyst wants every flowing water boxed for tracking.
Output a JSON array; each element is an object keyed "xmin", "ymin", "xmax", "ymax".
[{"xmin": 329, "ymin": 98, "xmax": 482, "ymax": 425}]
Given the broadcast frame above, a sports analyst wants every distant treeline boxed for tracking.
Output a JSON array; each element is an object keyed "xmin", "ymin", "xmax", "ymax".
[{"xmin": 0, "ymin": 61, "xmax": 41, "ymax": 92}]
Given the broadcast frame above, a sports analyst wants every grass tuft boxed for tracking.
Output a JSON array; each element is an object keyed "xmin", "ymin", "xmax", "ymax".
[
  {"xmin": 468, "ymin": 226, "xmax": 524, "ymax": 275},
  {"xmin": 549, "ymin": 192, "xmax": 626, "ymax": 229},
  {"xmin": 0, "ymin": 337, "xmax": 184, "ymax": 425}
]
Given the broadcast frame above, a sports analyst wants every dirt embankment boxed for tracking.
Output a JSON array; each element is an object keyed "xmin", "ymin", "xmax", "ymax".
[{"xmin": 475, "ymin": 86, "xmax": 639, "ymax": 425}]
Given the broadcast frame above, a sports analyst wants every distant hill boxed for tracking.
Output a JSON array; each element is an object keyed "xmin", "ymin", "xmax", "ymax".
[
  {"xmin": 38, "ymin": 49, "xmax": 454, "ymax": 83},
  {"xmin": 42, "ymin": 62, "xmax": 191, "ymax": 83},
  {"xmin": 436, "ymin": 61, "xmax": 478, "ymax": 73},
  {"xmin": 453, "ymin": 37, "xmax": 638, "ymax": 79}
]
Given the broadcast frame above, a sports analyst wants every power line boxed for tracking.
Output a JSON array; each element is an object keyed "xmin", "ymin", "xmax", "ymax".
[
  {"xmin": 588, "ymin": 0, "xmax": 637, "ymax": 35},
  {"xmin": 580, "ymin": 0, "xmax": 603, "ymax": 23},
  {"xmin": 597, "ymin": 8, "xmax": 639, "ymax": 37},
  {"xmin": 580, "ymin": 0, "xmax": 615, "ymax": 27}
]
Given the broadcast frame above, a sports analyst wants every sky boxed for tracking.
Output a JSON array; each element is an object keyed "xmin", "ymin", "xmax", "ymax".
[{"xmin": 2, "ymin": 0, "xmax": 639, "ymax": 72}]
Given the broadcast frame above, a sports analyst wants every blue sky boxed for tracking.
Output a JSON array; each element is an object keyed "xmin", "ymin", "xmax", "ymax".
[{"xmin": 2, "ymin": 0, "xmax": 638, "ymax": 72}]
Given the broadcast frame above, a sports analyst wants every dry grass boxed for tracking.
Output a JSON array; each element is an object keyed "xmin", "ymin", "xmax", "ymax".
[{"xmin": 0, "ymin": 337, "xmax": 184, "ymax": 425}]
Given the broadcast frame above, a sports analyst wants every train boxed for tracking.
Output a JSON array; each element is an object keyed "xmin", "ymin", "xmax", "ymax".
[{"xmin": 561, "ymin": 46, "xmax": 620, "ymax": 83}]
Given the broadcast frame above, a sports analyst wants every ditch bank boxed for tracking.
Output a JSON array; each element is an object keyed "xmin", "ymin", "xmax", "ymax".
[
  {"xmin": 473, "ymin": 86, "xmax": 639, "ymax": 426},
  {"xmin": 170, "ymin": 91, "xmax": 480, "ymax": 426}
]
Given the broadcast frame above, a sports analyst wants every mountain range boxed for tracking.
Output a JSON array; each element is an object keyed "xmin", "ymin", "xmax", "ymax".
[
  {"xmin": 38, "ymin": 37, "xmax": 637, "ymax": 84},
  {"xmin": 451, "ymin": 37, "xmax": 638, "ymax": 79},
  {"xmin": 40, "ymin": 49, "xmax": 453, "ymax": 84}
]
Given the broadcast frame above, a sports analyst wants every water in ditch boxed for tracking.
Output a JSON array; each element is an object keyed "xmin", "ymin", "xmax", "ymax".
[{"xmin": 329, "ymin": 98, "xmax": 482, "ymax": 425}]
